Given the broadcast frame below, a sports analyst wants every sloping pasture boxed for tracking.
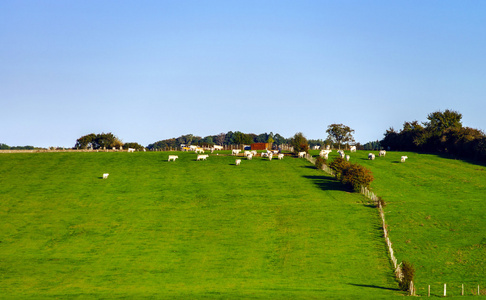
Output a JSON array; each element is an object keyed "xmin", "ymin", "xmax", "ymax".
[
  {"xmin": 322, "ymin": 150, "xmax": 486, "ymax": 297},
  {"xmin": 0, "ymin": 151, "xmax": 401, "ymax": 298}
]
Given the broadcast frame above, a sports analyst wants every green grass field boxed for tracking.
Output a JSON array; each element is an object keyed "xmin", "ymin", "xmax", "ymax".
[
  {"xmin": 310, "ymin": 150, "xmax": 486, "ymax": 297},
  {"xmin": 0, "ymin": 152, "xmax": 401, "ymax": 299}
]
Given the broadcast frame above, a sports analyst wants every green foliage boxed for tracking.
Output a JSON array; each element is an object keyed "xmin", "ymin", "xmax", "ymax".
[
  {"xmin": 328, "ymin": 157, "xmax": 350, "ymax": 179},
  {"xmin": 341, "ymin": 163, "xmax": 374, "ymax": 191},
  {"xmin": 315, "ymin": 156, "xmax": 326, "ymax": 170},
  {"xmin": 290, "ymin": 132, "xmax": 309, "ymax": 154},
  {"xmin": 399, "ymin": 261, "xmax": 415, "ymax": 291},
  {"xmin": 123, "ymin": 142, "xmax": 144, "ymax": 150},
  {"xmin": 326, "ymin": 124, "xmax": 355, "ymax": 149},
  {"xmin": 425, "ymin": 109, "xmax": 462, "ymax": 134},
  {"xmin": 380, "ymin": 110, "xmax": 486, "ymax": 161},
  {"xmin": 233, "ymin": 131, "xmax": 254, "ymax": 145},
  {"xmin": 75, "ymin": 133, "xmax": 96, "ymax": 149},
  {"xmin": 75, "ymin": 133, "xmax": 121, "ymax": 149},
  {"xmin": 326, "ymin": 156, "xmax": 374, "ymax": 191}
]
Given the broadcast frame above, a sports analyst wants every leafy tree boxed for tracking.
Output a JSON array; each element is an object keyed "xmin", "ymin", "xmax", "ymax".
[
  {"xmin": 233, "ymin": 131, "xmax": 253, "ymax": 145},
  {"xmin": 289, "ymin": 132, "xmax": 309, "ymax": 154},
  {"xmin": 425, "ymin": 109, "xmax": 462, "ymax": 134},
  {"xmin": 95, "ymin": 132, "xmax": 118, "ymax": 149},
  {"xmin": 273, "ymin": 133, "xmax": 288, "ymax": 146},
  {"xmin": 123, "ymin": 142, "xmax": 144, "ymax": 150},
  {"xmin": 326, "ymin": 124, "xmax": 355, "ymax": 150},
  {"xmin": 255, "ymin": 133, "xmax": 269, "ymax": 143},
  {"xmin": 215, "ymin": 133, "xmax": 226, "ymax": 145},
  {"xmin": 0, "ymin": 143, "xmax": 10, "ymax": 150},
  {"xmin": 267, "ymin": 135, "xmax": 275, "ymax": 149},
  {"xmin": 75, "ymin": 133, "xmax": 96, "ymax": 149}
]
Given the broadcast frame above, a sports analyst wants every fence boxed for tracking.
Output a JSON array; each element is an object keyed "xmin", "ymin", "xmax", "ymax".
[{"xmin": 304, "ymin": 153, "xmax": 406, "ymax": 292}]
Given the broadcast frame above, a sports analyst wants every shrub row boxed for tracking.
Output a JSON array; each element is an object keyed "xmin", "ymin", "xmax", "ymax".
[{"xmin": 318, "ymin": 157, "xmax": 374, "ymax": 192}]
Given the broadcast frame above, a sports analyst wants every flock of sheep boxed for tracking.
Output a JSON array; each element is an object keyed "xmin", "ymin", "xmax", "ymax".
[{"xmin": 102, "ymin": 146, "xmax": 409, "ymax": 179}]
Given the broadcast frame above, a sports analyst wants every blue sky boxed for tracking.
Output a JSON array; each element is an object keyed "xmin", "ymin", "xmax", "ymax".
[{"xmin": 1, "ymin": 1, "xmax": 485, "ymax": 148}]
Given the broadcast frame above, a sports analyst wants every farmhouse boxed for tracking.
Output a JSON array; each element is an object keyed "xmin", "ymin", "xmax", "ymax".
[{"xmin": 251, "ymin": 143, "xmax": 269, "ymax": 150}]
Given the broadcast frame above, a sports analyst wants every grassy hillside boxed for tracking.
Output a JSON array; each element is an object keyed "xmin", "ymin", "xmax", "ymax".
[
  {"xmin": 311, "ymin": 150, "xmax": 486, "ymax": 297},
  {"xmin": 0, "ymin": 152, "xmax": 400, "ymax": 299}
]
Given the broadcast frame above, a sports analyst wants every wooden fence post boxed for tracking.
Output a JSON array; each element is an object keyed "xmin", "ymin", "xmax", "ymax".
[
  {"xmin": 428, "ymin": 285, "xmax": 430, "ymax": 297},
  {"xmin": 462, "ymin": 284, "xmax": 464, "ymax": 296}
]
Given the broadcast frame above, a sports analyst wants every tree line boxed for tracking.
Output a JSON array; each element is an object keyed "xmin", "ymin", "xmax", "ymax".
[{"xmin": 380, "ymin": 109, "xmax": 486, "ymax": 161}]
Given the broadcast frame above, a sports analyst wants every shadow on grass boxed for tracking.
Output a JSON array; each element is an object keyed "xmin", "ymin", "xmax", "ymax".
[
  {"xmin": 347, "ymin": 283, "xmax": 400, "ymax": 291},
  {"xmin": 302, "ymin": 175, "xmax": 350, "ymax": 192}
]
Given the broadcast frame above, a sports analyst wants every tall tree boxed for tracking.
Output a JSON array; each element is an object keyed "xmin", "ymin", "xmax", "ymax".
[
  {"xmin": 290, "ymin": 132, "xmax": 309, "ymax": 154},
  {"xmin": 326, "ymin": 124, "xmax": 355, "ymax": 150},
  {"xmin": 425, "ymin": 109, "xmax": 463, "ymax": 134},
  {"xmin": 215, "ymin": 132, "xmax": 226, "ymax": 145}
]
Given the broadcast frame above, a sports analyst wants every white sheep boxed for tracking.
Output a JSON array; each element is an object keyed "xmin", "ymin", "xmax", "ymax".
[
  {"xmin": 338, "ymin": 150, "xmax": 345, "ymax": 158},
  {"xmin": 102, "ymin": 173, "xmax": 109, "ymax": 179},
  {"xmin": 401, "ymin": 156, "xmax": 408, "ymax": 162},
  {"xmin": 298, "ymin": 152, "xmax": 306, "ymax": 158},
  {"xmin": 268, "ymin": 153, "xmax": 273, "ymax": 161},
  {"xmin": 197, "ymin": 154, "xmax": 209, "ymax": 161},
  {"xmin": 350, "ymin": 146, "xmax": 356, "ymax": 152},
  {"xmin": 278, "ymin": 154, "xmax": 284, "ymax": 160},
  {"xmin": 247, "ymin": 154, "xmax": 253, "ymax": 160},
  {"xmin": 235, "ymin": 159, "xmax": 241, "ymax": 166},
  {"xmin": 128, "ymin": 148, "xmax": 135, "ymax": 153},
  {"xmin": 368, "ymin": 153, "xmax": 375, "ymax": 160},
  {"xmin": 232, "ymin": 149, "xmax": 241, "ymax": 156},
  {"xmin": 346, "ymin": 155, "xmax": 350, "ymax": 161},
  {"xmin": 168, "ymin": 155, "xmax": 178, "ymax": 161},
  {"xmin": 379, "ymin": 150, "xmax": 386, "ymax": 157}
]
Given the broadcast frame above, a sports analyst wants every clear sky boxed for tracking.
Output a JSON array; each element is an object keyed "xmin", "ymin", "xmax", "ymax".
[{"xmin": 2, "ymin": 1, "xmax": 485, "ymax": 148}]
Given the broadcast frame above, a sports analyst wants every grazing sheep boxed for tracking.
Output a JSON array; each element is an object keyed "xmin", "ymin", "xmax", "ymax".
[
  {"xmin": 102, "ymin": 173, "xmax": 109, "ymax": 179},
  {"xmin": 213, "ymin": 145, "xmax": 223, "ymax": 150},
  {"xmin": 298, "ymin": 152, "xmax": 306, "ymax": 158},
  {"xmin": 278, "ymin": 154, "xmax": 284, "ymax": 160},
  {"xmin": 128, "ymin": 148, "xmax": 135, "ymax": 152},
  {"xmin": 401, "ymin": 156, "xmax": 408, "ymax": 162},
  {"xmin": 232, "ymin": 149, "xmax": 241, "ymax": 156},
  {"xmin": 350, "ymin": 146, "xmax": 356, "ymax": 152},
  {"xmin": 338, "ymin": 150, "xmax": 345, "ymax": 158},
  {"xmin": 195, "ymin": 148, "xmax": 205, "ymax": 154},
  {"xmin": 379, "ymin": 150, "xmax": 386, "ymax": 157},
  {"xmin": 247, "ymin": 154, "xmax": 253, "ymax": 160},
  {"xmin": 268, "ymin": 153, "xmax": 273, "ymax": 161},
  {"xmin": 261, "ymin": 152, "xmax": 268, "ymax": 157},
  {"xmin": 197, "ymin": 154, "xmax": 209, "ymax": 161},
  {"xmin": 168, "ymin": 155, "xmax": 178, "ymax": 161},
  {"xmin": 235, "ymin": 159, "xmax": 241, "ymax": 166},
  {"xmin": 368, "ymin": 153, "xmax": 375, "ymax": 160},
  {"xmin": 313, "ymin": 145, "xmax": 321, "ymax": 150}
]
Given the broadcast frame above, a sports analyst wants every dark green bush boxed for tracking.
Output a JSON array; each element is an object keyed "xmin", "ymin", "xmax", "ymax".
[
  {"xmin": 341, "ymin": 163, "xmax": 374, "ymax": 192},
  {"xmin": 328, "ymin": 157, "xmax": 350, "ymax": 179},
  {"xmin": 315, "ymin": 156, "xmax": 326, "ymax": 170},
  {"xmin": 399, "ymin": 261, "xmax": 415, "ymax": 291}
]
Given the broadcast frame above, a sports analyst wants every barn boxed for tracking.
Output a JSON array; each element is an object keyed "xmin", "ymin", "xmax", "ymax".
[{"xmin": 251, "ymin": 143, "xmax": 269, "ymax": 150}]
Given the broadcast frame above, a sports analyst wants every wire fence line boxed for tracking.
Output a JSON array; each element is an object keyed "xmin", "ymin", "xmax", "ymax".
[{"xmin": 304, "ymin": 154, "xmax": 405, "ymax": 288}]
